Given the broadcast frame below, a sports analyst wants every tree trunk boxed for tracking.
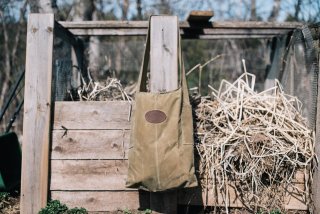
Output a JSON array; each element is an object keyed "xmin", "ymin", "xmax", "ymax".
[
  {"xmin": 28, "ymin": 0, "xmax": 57, "ymax": 13},
  {"xmin": 69, "ymin": 0, "xmax": 94, "ymax": 21},
  {"xmin": 268, "ymin": 0, "xmax": 281, "ymax": 21},
  {"xmin": 136, "ymin": 0, "xmax": 142, "ymax": 20},
  {"xmin": 294, "ymin": 0, "xmax": 302, "ymax": 21},
  {"xmin": 250, "ymin": 0, "xmax": 257, "ymax": 21}
]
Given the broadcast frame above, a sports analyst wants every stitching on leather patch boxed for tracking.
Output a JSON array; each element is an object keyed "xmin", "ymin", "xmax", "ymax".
[{"xmin": 145, "ymin": 110, "xmax": 167, "ymax": 123}]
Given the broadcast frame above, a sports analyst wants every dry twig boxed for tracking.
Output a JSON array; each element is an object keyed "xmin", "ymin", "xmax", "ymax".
[{"xmin": 195, "ymin": 68, "xmax": 317, "ymax": 213}]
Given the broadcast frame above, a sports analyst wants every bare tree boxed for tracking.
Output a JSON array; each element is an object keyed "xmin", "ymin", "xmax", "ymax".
[
  {"xmin": 0, "ymin": 0, "xmax": 28, "ymax": 133},
  {"xmin": 68, "ymin": 0, "xmax": 94, "ymax": 21},
  {"xmin": 250, "ymin": 0, "xmax": 257, "ymax": 21},
  {"xmin": 268, "ymin": 0, "xmax": 281, "ymax": 21},
  {"xmin": 136, "ymin": 0, "xmax": 142, "ymax": 20},
  {"xmin": 294, "ymin": 0, "xmax": 302, "ymax": 21},
  {"xmin": 28, "ymin": 0, "xmax": 58, "ymax": 13}
]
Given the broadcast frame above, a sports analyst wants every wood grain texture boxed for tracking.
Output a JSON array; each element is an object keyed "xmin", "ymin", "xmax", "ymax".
[
  {"xmin": 187, "ymin": 10, "xmax": 214, "ymax": 22},
  {"xmin": 66, "ymin": 29, "xmax": 290, "ymax": 38},
  {"xmin": 51, "ymin": 191, "xmax": 150, "ymax": 212},
  {"xmin": 50, "ymin": 160, "xmax": 129, "ymax": 190},
  {"xmin": 150, "ymin": 16, "xmax": 178, "ymax": 93},
  {"xmin": 60, "ymin": 20, "xmax": 301, "ymax": 37},
  {"xmin": 49, "ymin": 159, "xmax": 306, "ymax": 210},
  {"xmin": 178, "ymin": 184, "xmax": 308, "ymax": 210},
  {"xmin": 149, "ymin": 16, "xmax": 179, "ymax": 213},
  {"xmin": 59, "ymin": 21, "xmax": 302, "ymax": 29},
  {"xmin": 21, "ymin": 13, "xmax": 54, "ymax": 214},
  {"xmin": 51, "ymin": 130, "xmax": 130, "ymax": 160},
  {"xmin": 53, "ymin": 101, "xmax": 131, "ymax": 130},
  {"xmin": 313, "ymin": 48, "xmax": 320, "ymax": 213}
]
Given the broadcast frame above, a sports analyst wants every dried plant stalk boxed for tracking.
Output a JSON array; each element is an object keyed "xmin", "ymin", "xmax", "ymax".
[
  {"xmin": 75, "ymin": 77, "xmax": 132, "ymax": 102},
  {"xmin": 195, "ymin": 70, "xmax": 317, "ymax": 213}
]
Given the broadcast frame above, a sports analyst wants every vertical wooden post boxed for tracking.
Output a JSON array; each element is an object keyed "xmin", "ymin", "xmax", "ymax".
[
  {"xmin": 149, "ymin": 15, "xmax": 179, "ymax": 213},
  {"xmin": 150, "ymin": 16, "xmax": 179, "ymax": 93},
  {"xmin": 313, "ymin": 44, "xmax": 320, "ymax": 213},
  {"xmin": 21, "ymin": 13, "xmax": 54, "ymax": 214}
]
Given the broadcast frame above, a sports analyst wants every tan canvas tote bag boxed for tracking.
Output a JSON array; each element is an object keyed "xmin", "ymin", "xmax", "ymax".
[{"xmin": 126, "ymin": 18, "xmax": 198, "ymax": 192}]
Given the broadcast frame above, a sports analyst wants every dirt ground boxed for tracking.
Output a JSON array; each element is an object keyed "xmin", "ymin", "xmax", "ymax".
[
  {"xmin": 0, "ymin": 193, "xmax": 20, "ymax": 214},
  {"xmin": 0, "ymin": 196, "xmax": 310, "ymax": 214}
]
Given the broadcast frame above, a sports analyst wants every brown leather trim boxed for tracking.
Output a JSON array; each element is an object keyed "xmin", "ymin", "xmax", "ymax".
[{"xmin": 145, "ymin": 110, "xmax": 167, "ymax": 123}]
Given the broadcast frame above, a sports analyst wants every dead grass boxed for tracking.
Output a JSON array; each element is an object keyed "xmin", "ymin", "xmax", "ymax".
[{"xmin": 194, "ymin": 62, "xmax": 317, "ymax": 213}]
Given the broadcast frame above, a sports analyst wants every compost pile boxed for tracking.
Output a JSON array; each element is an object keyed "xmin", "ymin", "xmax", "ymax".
[
  {"xmin": 69, "ymin": 77, "xmax": 132, "ymax": 101},
  {"xmin": 195, "ymin": 71, "xmax": 317, "ymax": 212}
]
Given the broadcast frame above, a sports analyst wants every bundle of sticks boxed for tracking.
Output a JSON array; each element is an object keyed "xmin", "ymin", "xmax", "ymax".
[{"xmin": 195, "ymin": 68, "xmax": 317, "ymax": 212}]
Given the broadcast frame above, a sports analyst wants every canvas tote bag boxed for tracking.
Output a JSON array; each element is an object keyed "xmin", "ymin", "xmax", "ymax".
[{"xmin": 126, "ymin": 18, "xmax": 198, "ymax": 192}]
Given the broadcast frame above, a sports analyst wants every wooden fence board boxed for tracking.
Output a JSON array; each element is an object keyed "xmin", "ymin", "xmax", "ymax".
[
  {"xmin": 50, "ymin": 158, "xmax": 305, "ymax": 190},
  {"xmin": 178, "ymin": 184, "xmax": 308, "ymax": 210},
  {"xmin": 51, "ymin": 191, "xmax": 150, "ymax": 212},
  {"xmin": 59, "ymin": 21, "xmax": 302, "ymax": 29},
  {"xmin": 53, "ymin": 101, "xmax": 131, "ymax": 130},
  {"xmin": 21, "ymin": 13, "xmax": 54, "ymax": 214},
  {"xmin": 50, "ymin": 160, "xmax": 129, "ymax": 190},
  {"xmin": 51, "ymin": 130, "xmax": 130, "ymax": 160},
  {"xmin": 187, "ymin": 10, "xmax": 214, "ymax": 22},
  {"xmin": 148, "ymin": 16, "xmax": 179, "ymax": 213}
]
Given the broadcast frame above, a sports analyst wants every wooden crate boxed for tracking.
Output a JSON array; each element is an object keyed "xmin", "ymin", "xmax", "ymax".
[
  {"xmin": 49, "ymin": 101, "xmax": 308, "ymax": 212},
  {"xmin": 21, "ymin": 13, "xmax": 318, "ymax": 213}
]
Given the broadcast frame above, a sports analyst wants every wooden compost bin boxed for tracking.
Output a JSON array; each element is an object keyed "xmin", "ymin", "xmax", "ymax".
[{"xmin": 21, "ymin": 13, "xmax": 319, "ymax": 213}]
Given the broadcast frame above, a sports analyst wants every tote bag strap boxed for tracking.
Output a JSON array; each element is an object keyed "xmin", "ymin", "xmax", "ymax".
[{"xmin": 136, "ymin": 16, "xmax": 191, "ymax": 104}]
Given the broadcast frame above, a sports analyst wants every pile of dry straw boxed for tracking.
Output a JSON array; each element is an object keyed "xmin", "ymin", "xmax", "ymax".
[
  {"xmin": 68, "ymin": 76, "xmax": 133, "ymax": 102},
  {"xmin": 195, "ymin": 65, "xmax": 317, "ymax": 212},
  {"xmin": 72, "ymin": 60, "xmax": 317, "ymax": 212}
]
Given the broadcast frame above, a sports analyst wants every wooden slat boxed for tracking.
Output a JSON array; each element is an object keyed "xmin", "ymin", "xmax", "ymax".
[
  {"xmin": 67, "ymin": 28, "xmax": 289, "ymax": 38},
  {"xmin": 51, "ymin": 191, "xmax": 150, "ymax": 212},
  {"xmin": 49, "ymin": 159, "xmax": 307, "ymax": 210},
  {"xmin": 150, "ymin": 16, "xmax": 178, "ymax": 93},
  {"xmin": 313, "ymin": 42, "xmax": 320, "ymax": 213},
  {"xmin": 59, "ymin": 21, "xmax": 302, "ymax": 29},
  {"xmin": 148, "ymin": 16, "xmax": 179, "ymax": 213},
  {"xmin": 54, "ymin": 21, "xmax": 78, "ymax": 47},
  {"xmin": 187, "ymin": 10, "xmax": 214, "ymax": 22},
  {"xmin": 178, "ymin": 184, "xmax": 308, "ymax": 210},
  {"xmin": 59, "ymin": 21, "xmax": 302, "ymax": 37},
  {"xmin": 50, "ymin": 160, "xmax": 128, "ymax": 190},
  {"xmin": 53, "ymin": 101, "xmax": 131, "ymax": 130},
  {"xmin": 51, "ymin": 130, "xmax": 130, "ymax": 160},
  {"xmin": 21, "ymin": 13, "xmax": 54, "ymax": 214}
]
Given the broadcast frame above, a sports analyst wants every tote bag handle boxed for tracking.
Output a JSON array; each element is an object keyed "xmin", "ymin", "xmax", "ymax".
[{"xmin": 136, "ymin": 16, "xmax": 191, "ymax": 104}]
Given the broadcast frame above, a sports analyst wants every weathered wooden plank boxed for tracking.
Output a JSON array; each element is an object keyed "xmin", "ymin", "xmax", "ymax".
[
  {"xmin": 59, "ymin": 21, "xmax": 302, "ymax": 29},
  {"xmin": 67, "ymin": 28, "xmax": 147, "ymax": 36},
  {"xmin": 187, "ymin": 10, "xmax": 214, "ymax": 22},
  {"xmin": 313, "ymin": 44, "xmax": 320, "ymax": 213},
  {"xmin": 54, "ymin": 21, "xmax": 78, "ymax": 47},
  {"xmin": 60, "ymin": 21, "xmax": 302, "ymax": 37},
  {"xmin": 178, "ymin": 184, "xmax": 308, "ymax": 210},
  {"xmin": 50, "ymin": 160, "xmax": 129, "ymax": 190},
  {"xmin": 51, "ymin": 191, "xmax": 150, "ymax": 212},
  {"xmin": 150, "ymin": 16, "xmax": 178, "ymax": 93},
  {"xmin": 21, "ymin": 13, "xmax": 55, "ymax": 214},
  {"xmin": 53, "ymin": 101, "xmax": 131, "ymax": 130},
  {"xmin": 50, "ymin": 159, "xmax": 306, "ymax": 209},
  {"xmin": 50, "ymin": 158, "xmax": 305, "ymax": 190},
  {"xmin": 51, "ymin": 130, "xmax": 130, "ymax": 160},
  {"xmin": 148, "ymin": 16, "xmax": 179, "ymax": 213},
  {"xmin": 67, "ymin": 28, "xmax": 288, "ymax": 38}
]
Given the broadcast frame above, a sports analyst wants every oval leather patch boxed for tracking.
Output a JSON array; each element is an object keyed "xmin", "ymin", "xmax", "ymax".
[{"xmin": 145, "ymin": 110, "xmax": 167, "ymax": 123}]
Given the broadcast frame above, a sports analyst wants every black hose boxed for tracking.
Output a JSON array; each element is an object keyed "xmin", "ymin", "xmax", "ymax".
[
  {"xmin": 5, "ymin": 99, "xmax": 24, "ymax": 133},
  {"xmin": 0, "ymin": 70, "xmax": 25, "ymax": 123}
]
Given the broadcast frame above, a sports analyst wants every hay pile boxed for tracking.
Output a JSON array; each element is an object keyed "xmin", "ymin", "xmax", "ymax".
[
  {"xmin": 195, "ymin": 70, "xmax": 317, "ymax": 212},
  {"xmin": 68, "ymin": 77, "xmax": 132, "ymax": 101}
]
